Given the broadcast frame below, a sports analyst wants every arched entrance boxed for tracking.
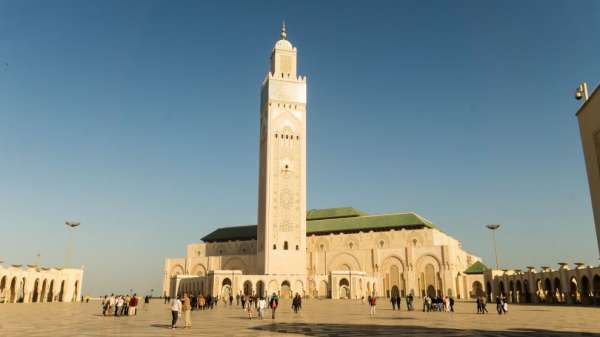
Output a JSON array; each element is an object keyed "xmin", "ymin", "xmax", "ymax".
[
  {"xmin": 281, "ymin": 280, "xmax": 291, "ymax": 299},
  {"xmin": 32, "ymin": 279, "xmax": 40, "ymax": 303},
  {"xmin": 569, "ymin": 277, "xmax": 579, "ymax": 304},
  {"xmin": 40, "ymin": 280, "xmax": 47, "ymax": 303},
  {"xmin": 339, "ymin": 278, "xmax": 350, "ymax": 299},
  {"xmin": 509, "ymin": 281, "xmax": 515, "ymax": 303},
  {"xmin": 0, "ymin": 276, "xmax": 6, "ymax": 303},
  {"xmin": 523, "ymin": 280, "xmax": 531, "ymax": 303},
  {"xmin": 426, "ymin": 285, "xmax": 436, "ymax": 298},
  {"xmin": 221, "ymin": 278, "xmax": 232, "ymax": 299},
  {"xmin": 9, "ymin": 277, "xmax": 17, "ymax": 303},
  {"xmin": 472, "ymin": 281, "xmax": 484, "ymax": 299},
  {"xmin": 243, "ymin": 280, "xmax": 253, "ymax": 296},
  {"xmin": 256, "ymin": 281, "xmax": 265, "ymax": 298},
  {"xmin": 47, "ymin": 280, "xmax": 55, "ymax": 302},
  {"xmin": 486, "ymin": 281, "xmax": 492, "ymax": 302},
  {"xmin": 581, "ymin": 276, "xmax": 590, "ymax": 304},
  {"xmin": 553, "ymin": 278, "xmax": 562, "ymax": 303},
  {"xmin": 319, "ymin": 280, "xmax": 328, "ymax": 298},
  {"xmin": 72, "ymin": 281, "xmax": 79, "ymax": 302},
  {"xmin": 544, "ymin": 279, "xmax": 552, "ymax": 303},
  {"xmin": 59, "ymin": 281, "xmax": 65, "ymax": 302},
  {"xmin": 17, "ymin": 277, "xmax": 26, "ymax": 303},
  {"xmin": 515, "ymin": 280, "xmax": 522, "ymax": 303}
]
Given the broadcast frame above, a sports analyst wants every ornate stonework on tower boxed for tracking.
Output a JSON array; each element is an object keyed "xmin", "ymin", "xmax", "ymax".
[{"xmin": 257, "ymin": 23, "xmax": 307, "ymax": 275}]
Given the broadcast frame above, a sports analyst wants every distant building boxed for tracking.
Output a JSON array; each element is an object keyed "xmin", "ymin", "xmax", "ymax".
[
  {"xmin": 163, "ymin": 25, "xmax": 484, "ymax": 300},
  {"xmin": 0, "ymin": 264, "xmax": 83, "ymax": 303},
  {"xmin": 576, "ymin": 83, "xmax": 600, "ymax": 255}
]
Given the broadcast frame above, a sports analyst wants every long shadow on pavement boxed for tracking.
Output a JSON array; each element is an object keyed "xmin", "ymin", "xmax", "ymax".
[{"xmin": 250, "ymin": 322, "xmax": 599, "ymax": 337}]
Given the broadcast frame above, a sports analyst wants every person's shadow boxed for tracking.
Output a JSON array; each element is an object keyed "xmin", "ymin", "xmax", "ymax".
[{"xmin": 150, "ymin": 323, "xmax": 172, "ymax": 329}]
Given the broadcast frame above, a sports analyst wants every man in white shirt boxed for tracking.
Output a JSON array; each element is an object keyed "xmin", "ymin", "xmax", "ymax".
[
  {"xmin": 170, "ymin": 296, "xmax": 182, "ymax": 329},
  {"xmin": 257, "ymin": 297, "xmax": 267, "ymax": 320}
]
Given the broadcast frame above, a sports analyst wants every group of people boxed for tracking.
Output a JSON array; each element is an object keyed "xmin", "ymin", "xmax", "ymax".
[
  {"xmin": 101, "ymin": 294, "xmax": 139, "ymax": 316},
  {"xmin": 389, "ymin": 293, "xmax": 416, "ymax": 311},
  {"xmin": 422, "ymin": 295, "xmax": 455, "ymax": 312},
  {"xmin": 475, "ymin": 296, "xmax": 489, "ymax": 314}
]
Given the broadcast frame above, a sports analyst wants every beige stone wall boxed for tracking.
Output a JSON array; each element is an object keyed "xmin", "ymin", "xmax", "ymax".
[
  {"xmin": 164, "ymin": 227, "xmax": 481, "ymax": 300},
  {"xmin": 577, "ymin": 85, "xmax": 600, "ymax": 255},
  {"xmin": 0, "ymin": 264, "xmax": 83, "ymax": 304},
  {"xmin": 485, "ymin": 264, "xmax": 600, "ymax": 305}
]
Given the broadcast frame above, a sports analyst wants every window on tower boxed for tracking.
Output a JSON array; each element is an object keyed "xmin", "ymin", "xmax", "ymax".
[
  {"xmin": 273, "ymin": 244, "xmax": 277, "ymax": 250},
  {"xmin": 284, "ymin": 241, "xmax": 288, "ymax": 250}
]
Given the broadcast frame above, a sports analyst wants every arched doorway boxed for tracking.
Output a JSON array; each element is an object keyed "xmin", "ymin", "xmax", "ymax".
[
  {"xmin": 509, "ymin": 281, "xmax": 515, "ymax": 303},
  {"xmin": 32, "ymin": 279, "xmax": 40, "ymax": 303},
  {"xmin": 243, "ymin": 280, "xmax": 252, "ymax": 296},
  {"xmin": 544, "ymin": 279, "xmax": 552, "ymax": 303},
  {"xmin": 499, "ymin": 281, "xmax": 505, "ymax": 298},
  {"xmin": 47, "ymin": 280, "xmax": 55, "ymax": 302},
  {"xmin": 426, "ymin": 285, "xmax": 436, "ymax": 298},
  {"xmin": 515, "ymin": 280, "xmax": 522, "ymax": 303},
  {"xmin": 581, "ymin": 276, "xmax": 590, "ymax": 304},
  {"xmin": 486, "ymin": 281, "xmax": 492, "ymax": 302},
  {"xmin": 0, "ymin": 276, "xmax": 6, "ymax": 303},
  {"xmin": 281, "ymin": 280, "xmax": 291, "ymax": 299},
  {"xmin": 523, "ymin": 280, "xmax": 531, "ymax": 303},
  {"xmin": 59, "ymin": 281, "xmax": 65, "ymax": 302},
  {"xmin": 9, "ymin": 277, "xmax": 17, "ymax": 303},
  {"xmin": 319, "ymin": 280, "xmax": 328, "ymax": 298},
  {"xmin": 221, "ymin": 278, "xmax": 232, "ymax": 299},
  {"xmin": 569, "ymin": 277, "xmax": 579, "ymax": 304},
  {"xmin": 17, "ymin": 277, "xmax": 26, "ymax": 303},
  {"xmin": 339, "ymin": 278, "xmax": 350, "ymax": 299},
  {"xmin": 256, "ymin": 281, "xmax": 265, "ymax": 298},
  {"xmin": 72, "ymin": 281, "xmax": 79, "ymax": 302},
  {"xmin": 553, "ymin": 278, "xmax": 562, "ymax": 303},
  {"xmin": 472, "ymin": 281, "xmax": 484, "ymax": 299},
  {"xmin": 40, "ymin": 280, "xmax": 47, "ymax": 303},
  {"xmin": 594, "ymin": 275, "xmax": 600, "ymax": 305}
]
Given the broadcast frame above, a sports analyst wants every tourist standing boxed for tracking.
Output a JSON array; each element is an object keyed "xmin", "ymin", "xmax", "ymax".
[
  {"xmin": 269, "ymin": 293, "xmax": 279, "ymax": 319},
  {"xmin": 182, "ymin": 294, "xmax": 192, "ymax": 328},
  {"xmin": 369, "ymin": 295, "xmax": 377, "ymax": 317},
  {"xmin": 115, "ymin": 296, "xmax": 123, "ymax": 316},
  {"xmin": 170, "ymin": 296, "xmax": 182, "ymax": 329}
]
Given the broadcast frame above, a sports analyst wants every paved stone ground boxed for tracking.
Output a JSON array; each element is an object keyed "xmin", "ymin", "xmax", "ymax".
[{"xmin": 1, "ymin": 299, "xmax": 600, "ymax": 337}]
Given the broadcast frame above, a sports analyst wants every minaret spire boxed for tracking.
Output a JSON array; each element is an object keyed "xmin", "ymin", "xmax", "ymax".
[{"xmin": 280, "ymin": 21, "xmax": 287, "ymax": 40}]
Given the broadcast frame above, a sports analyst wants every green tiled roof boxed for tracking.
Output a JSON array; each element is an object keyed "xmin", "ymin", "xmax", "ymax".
[
  {"xmin": 306, "ymin": 207, "xmax": 367, "ymax": 220},
  {"xmin": 464, "ymin": 261, "xmax": 487, "ymax": 274},
  {"xmin": 201, "ymin": 225, "xmax": 257, "ymax": 242},
  {"xmin": 201, "ymin": 208, "xmax": 438, "ymax": 242}
]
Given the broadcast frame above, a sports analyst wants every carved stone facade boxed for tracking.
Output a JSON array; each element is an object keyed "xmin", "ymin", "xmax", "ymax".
[{"xmin": 163, "ymin": 26, "xmax": 483, "ymax": 300}]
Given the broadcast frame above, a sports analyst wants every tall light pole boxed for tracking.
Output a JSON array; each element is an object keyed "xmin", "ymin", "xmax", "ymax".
[
  {"xmin": 486, "ymin": 224, "xmax": 501, "ymax": 270},
  {"xmin": 575, "ymin": 82, "xmax": 589, "ymax": 101},
  {"xmin": 65, "ymin": 221, "xmax": 80, "ymax": 268}
]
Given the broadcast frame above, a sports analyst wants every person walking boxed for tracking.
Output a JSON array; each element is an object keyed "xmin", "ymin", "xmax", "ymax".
[
  {"xmin": 170, "ymin": 296, "xmax": 182, "ymax": 329},
  {"xmin": 391, "ymin": 295, "xmax": 397, "ymax": 310},
  {"xmin": 182, "ymin": 294, "xmax": 192, "ymax": 328},
  {"xmin": 396, "ymin": 295, "xmax": 401, "ymax": 311},
  {"xmin": 269, "ymin": 293, "xmax": 279, "ymax": 319},
  {"xmin": 129, "ymin": 294, "xmax": 138, "ymax": 316},
  {"xmin": 258, "ymin": 297, "xmax": 267, "ymax": 319},
  {"xmin": 115, "ymin": 296, "xmax": 123, "ymax": 316},
  {"xmin": 369, "ymin": 295, "xmax": 377, "ymax": 317}
]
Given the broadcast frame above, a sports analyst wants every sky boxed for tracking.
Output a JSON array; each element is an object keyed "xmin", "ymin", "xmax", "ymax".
[{"xmin": 1, "ymin": 0, "xmax": 600, "ymax": 296}]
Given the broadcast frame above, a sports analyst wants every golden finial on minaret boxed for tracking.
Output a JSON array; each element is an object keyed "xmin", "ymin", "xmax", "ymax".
[{"xmin": 280, "ymin": 21, "xmax": 287, "ymax": 40}]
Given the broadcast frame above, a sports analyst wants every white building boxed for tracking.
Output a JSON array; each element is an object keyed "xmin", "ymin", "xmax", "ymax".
[
  {"xmin": 0, "ymin": 263, "xmax": 83, "ymax": 303},
  {"xmin": 163, "ymin": 25, "xmax": 484, "ymax": 300}
]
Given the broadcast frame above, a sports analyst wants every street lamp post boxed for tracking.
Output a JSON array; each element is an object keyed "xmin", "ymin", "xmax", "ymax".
[
  {"xmin": 486, "ymin": 224, "xmax": 501, "ymax": 270},
  {"xmin": 65, "ymin": 221, "xmax": 80, "ymax": 268}
]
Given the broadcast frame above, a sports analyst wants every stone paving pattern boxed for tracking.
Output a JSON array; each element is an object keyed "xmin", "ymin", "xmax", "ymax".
[{"xmin": 1, "ymin": 299, "xmax": 600, "ymax": 336}]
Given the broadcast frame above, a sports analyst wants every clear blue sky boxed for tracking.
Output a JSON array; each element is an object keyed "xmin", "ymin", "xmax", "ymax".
[{"xmin": 1, "ymin": 0, "xmax": 599, "ymax": 296}]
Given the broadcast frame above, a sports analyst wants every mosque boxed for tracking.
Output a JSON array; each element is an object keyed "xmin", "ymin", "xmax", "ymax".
[{"xmin": 163, "ymin": 25, "xmax": 485, "ymax": 300}]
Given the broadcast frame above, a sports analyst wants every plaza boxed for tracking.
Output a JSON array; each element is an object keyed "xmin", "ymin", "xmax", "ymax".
[{"xmin": 0, "ymin": 299, "xmax": 599, "ymax": 336}]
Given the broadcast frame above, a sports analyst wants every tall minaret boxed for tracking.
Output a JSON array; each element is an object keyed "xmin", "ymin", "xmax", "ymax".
[{"xmin": 257, "ymin": 23, "xmax": 307, "ymax": 276}]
